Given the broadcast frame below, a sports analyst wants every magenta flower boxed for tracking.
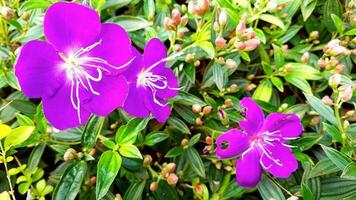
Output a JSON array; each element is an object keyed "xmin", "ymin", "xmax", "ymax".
[
  {"xmin": 123, "ymin": 38, "xmax": 179, "ymax": 122},
  {"xmin": 215, "ymin": 98, "xmax": 303, "ymax": 188},
  {"xmin": 14, "ymin": 2, "xmax": 133, "ymax": 129}
]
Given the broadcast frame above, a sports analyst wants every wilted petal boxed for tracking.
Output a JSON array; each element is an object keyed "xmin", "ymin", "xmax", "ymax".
[
  {"xmin": 262, "ymin": 113, "xmax": 303, "ymax": 139},
  {"xmin": 215, "ymin": 129, "xmax": 249, "ymax": 159},
  {"xmin": 236, "ymin": 149, "xmax": 262, "ymax": 188},
  {"xmin": 260, "ymin": 143, "xmax": 298, "ymax": 178},
  {"xmin": 14, "ymin": 40, "xmax": 63, "ymax": 98},
  {"xmin": 44, "ymin": 2, "xmax": 101, "ymax": 54},
  {"xmin": 42, "ymin": 83, "xmax": 90, "ymax": 130},
  {"xmin": 239, "ymin": 97, "xmax": 264, "ymax": 135}
]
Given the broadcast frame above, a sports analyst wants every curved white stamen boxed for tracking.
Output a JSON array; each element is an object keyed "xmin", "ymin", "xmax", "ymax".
[
  {"xmin": 75, "ymin": 77, "xmax": 81, "ymax": 123},
  {"xmin": 259, "ymin": 154, "xmax": 272, "ymax": 169},
  {"xmin": 258, "ymin": 143, "xmax": 283, "ymax": 167}
]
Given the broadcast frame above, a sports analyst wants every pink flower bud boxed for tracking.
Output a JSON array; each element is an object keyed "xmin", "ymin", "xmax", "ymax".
[
  {"xmin": 301, "ymin": 52, "xmax": 310, "ymax": 63},
  {"xmin": 236, "ymin": 14, "xmax": 247, "ymax": 36},
  {"xmin": 235, "ymin": 41, "xmax": 246, "ymax": 50},
  {"xmin": 167, "ymin": 173, "xmax": 179, "ymax": 185},
  {"xmin": 180, "ymin": 15, "xmax": 188, "ymax": 26},
  {"xmin": 215, "ymin": 37, "xmax": 226, "ymax": 49},
  {"xmin": 318, "ymin": 59, "xmax": 327, "ymax": 68},
  {"xmin": 225, "ymin": 59, "xmax": 237, "ymax": 69},
  {"xmin": 164, "ymin": 18, "xmax": 176, "ymax": 30},
  {"xmin": 339, "ymin": 86, "xmax": 353, "ymax": 101},
  {"xmin": 328, "ymin": 73, "xmax": 341, "ymax": 88},
  {"xmin": 322, "ymin": 95, "xmax": 333, "ymax": 106},
  {"xmin": 188, "ymin": 1, "xmax": 197, "ymax": 15},
  {"xmin": 0, "ymin": 6, "xmax": 14, "ymax": 20},
  {"xmin": 243, "ymin": 39, "xmax": 260, "ymax": 51},
  {"xmin": 171, "ymin": 9, "xmax": 181, "ymax": 25},
  {"xmin": 219, "ymin": 9, "xmax": 227, "ymax": 27}
]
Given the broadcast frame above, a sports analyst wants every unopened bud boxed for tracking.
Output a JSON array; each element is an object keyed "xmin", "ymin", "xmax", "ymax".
[
  {"xmin": 236, "ymin": 14, "xmax": 247, "ymax": 35},
  {"xmin": 309, "ymin": 116, "xmax": 320, "ymax": 126},
  {"xmin": 194, "ymin": 60, "xmax": 200, "ymax": 67},
  {"xmin": 205, "ymin": 136, "xmax": 213, "ymax": 145},
  {"xmin": 339, "ymin": 85, "xmax": 353, "ymax": 101},
  {"xmin": 334, "ymin": 64, "xmax": 344, "ymax": 73},
  {"xmin": 171, "ymin": 9, "xmax": 181, "ymax": 24},
  {"xmin": 166, "ymin": 163, "xmax": 176, "ymax": 173},
  {"xmin": 318, "ymin": 59, "xmax": 327, "ymax": 68},
  {"xmin": 63, "ymin": 148, "xmax": 77, "ymax": 161},
  {"xmin": 195, "ymin": 118, "xmax": 203, "ymax": 126},
  {"xmin": 243, "ymin": 39, "xmax": 260, "ymax": 51},
  {"xmin": 0, "ymin": 7, "xmax": 14, "ymax": 20},
  {"xmin": 89, "ymin": 148, "xmax": 96, "ymax": 156},
  {"xmin": 177, "ymin": 28, "xmax": 185, "ymax": 38},
  {"xmin": 192, "ymin": 104, "xmax": 202, "ymax": 113},
  {"xmin": 322, "ymin": 95, "xmax": 333, "ymax": 106},
  {"xmin": 235, "ymin": 41, "xmax": 246, "ymax": 50},
  {"xmin": 310, "ymin": 31, "xmax": 319, "ymax": 40},
  {"xmin": 203, "ymin": 106, "xmax": 212, "ymax": 114},
  {"xmin": 213, "ymin": 21, "xmax": 220, "ymax": 32},
  {"xmin": 328, "ymin": 74, "xmax": 341, "ymax": 88},
  {"xmin": 181, "ymin": 138, "xmax": 189, "ymax": 147},
  {"xmin": 215, "ymin": 37, "xmax": 226, "ymax": 49},
  {"xmin": 301, "ymin": 52, "xmax": 310, "ymax": 63},
  {"xmin": 345, "ymin": 110, "xmax": 355, "ymax": 118},
  {"xmin": 90, "ymin": 176, "xmax": 97, "ymax": 185},
  {"xmin": 225, "ymin": 59, "xmax": 237, "ymax": 69},
  {"xmin": 230, "ymin": 84, "xmax": 238, "ymax": 92},
  {"xmin": 224, "ymin": 99, "xmax": 233, "ymax": 107},
  {"xmin": 143, "ymin": 155, "xmax": 153, "ymax": 166},
  {"xmin": 115, "ymin": 194, "xmax": 123, "ymax": 200},
  {"xmin": 195, "ymin": 184, "xmax": 203, "ymax": 195},
  {"xmin": 164, "ymin": 18, "xmax": 176, "ymax": 30},
  {"xmin": 218, "ymin": 9, "xmax": 227, "ymax": 27},
  {"xmin": 21, "ymin": 11, "xmax": 30, "ymax": 21},
  {"xmin": 244, "ymin": 83, "xmax": 256, "ymax": 92},
  {"xmin": 185, "ymin": 53, "xmax": 195, "ymax": 63},
  {"xmin": 173, "ymin": 44, "xmax": 182, "ymax": 52},
  {"xmin": 180, "ymin": 15, "xmax": 188, "ymax": 26},
  {"xmin": 188, "ymin": 1, "xmax": 198, "ymax": 15},
  {"xmin": 167, "ymin": 173, "xmax": 179, "ymax": 185},
  {"xmin": 344, "ymin": 120, "xmax": 350, "ymax": 129},
  {"xmin": 150, "ymin": 182, "xmax": 159, "ymax": 192}
]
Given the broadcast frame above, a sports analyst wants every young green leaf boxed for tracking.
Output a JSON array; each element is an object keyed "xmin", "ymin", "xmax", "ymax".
[{"xmin": 119, "ymin": 144, "xmax": 143, "ymax": 159}]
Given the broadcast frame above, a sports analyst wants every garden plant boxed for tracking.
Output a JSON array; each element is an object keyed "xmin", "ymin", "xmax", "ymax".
[{"xmin": 0, "ymin": 0, "xmax": 355, "ymax": 199}]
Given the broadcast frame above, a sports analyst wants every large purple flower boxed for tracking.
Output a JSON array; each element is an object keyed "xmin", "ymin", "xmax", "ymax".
[
  {"xmin": 14, "ymin": 2, "xmax": 133, "ymax": 130},
  {"xmin": 215, "ymin": 98, "xmax": 303, "ymax": 188},
  {"xmin": 123, "ymin": 38, "xmax": 179, "ymax": 122}
]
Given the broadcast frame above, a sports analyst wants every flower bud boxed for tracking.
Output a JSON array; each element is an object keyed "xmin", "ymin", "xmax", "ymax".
[
  {"xmin": 330, "ymin": 46, "xmax": 348, "ymax": 56},
  {"xmin": 230, "ymin": 84, "xmax": 238, "ymax": 92},
  {"xmin": 235, "ymin": 41, "xmax": 246, "ymax": 50},
  {"xmin": 224, "ymin": 99, "xmax": 233, "ymax": 107},
  {"xmin": 180, "ymin": 15, "xmax": 188, "ymax": 26},
  {"xmin": 301, "ymin": 52, "xmax": 310, "ymax": 63},
  {"xmin": 63, "ymin": 148, "xmax": 77, "ymax": 161},
  {"xmin": 243, "ymin": 39, "xmax": 260, "ymax": 51},
  {"xmin": 194, "ymin": 60, "xmax": 200, "ymax": 67},
  {"xmin": 195, "ymin": 117, "xmax": 203, "ymax": 126},
  {"xmin": 166, "ymin": 163, "xmax": 176, "ymax": 173},
  {"xmin": 188, "ymin": 1, "xmax": 198, "ymax": 15},
  {"xmin": 203, "ymin": 106, "xmax": 212, "ymax": 114},
  {"xmin": 339, "ymin": 85, "xmax": 353, "ymax": 101},
  {"xmin": 185, "ymin": 53, "xmax": 195, "ymax": 63},
  {"xmin": 218, "ymin": 9, "xmax": 227, "ymax": 27},
  {"xmin": 318, "ymin": 59, "xmax": 327, "ymax": 68},
  {"xmin": 309, "ymin": 31, "xmax": 319, "ymax": 40},
  {"xmin": 115, "ymin": 194, "xmax": 123, "ymax": 200},
  {"xmin": 328, "ymin": 74, "xmax": 341, "ymax": 88},
  {"xmin": 89, "ymin": 148, "xmax": 96, "ymax": 156},
  {"xmin": 266, "ymin": 0, "xmax": 278, "ymax": 12},
  {"xmin": 143, "ymin": 155, "xmax": 153, "ymax": 166},
  {"xmin": 236, "ymin": 14, "xmax": 247, "ymax": 36},
  {"xmin": 177, "ymin": 28, "xmax": 185, "ymax": 38},
  {"xmin": 192, "ymin": 104, "xmax": 202, "ymax": 113},
  {"xmin": 244, "ymin": 83, "xmax": 256, "ymax": 92},
  {"xmin": 167, "ymin": 173, "xmax": 179, "ymax": 185},
  {"xmin": 309, "ymin": 116, "xmax": 320, "ymax": 126},
  {"xmin": 205, "ymin": 136, "xmax": 213, "ymax": 145},
  {"xmin": 334, "ymin": 64, "xmax": 344, "ymax": 73},
  {"xmin": 21, "ymin": 11, "xmax": 30, "ymax": 21},
  {"xmin": 171, "ymin": 9, "xmax": 181, "ymax": 24},
  {"xmin": 164, "ymin": 18, "xmax": 176, "ymax": 30},
  {"xmin": 196, "ymin": 0, "xmax": 210, "ymax": 16},
  {"xmin": 195, "ymin": 184, "xmax": 203, "ymax": 195},
  {"xmin": 150, "ymin": 182, "xmax": 159, "ymax": 192},
  {"xmin": 181, "ymin": 138, "xmax": 189, "ymax": 147},
  {"xmin": 161, "ymin": 167, "xmax": 170, "ymax": 178},
  {"xmin": 0, "ymin": 7, "xmax": 14, "ymax": 20},
  {"xmin": 215, "ymin": 37, "xmax": 226, "ymax": 50},
  {"xmin": 173, "ymin": 44, "xmax": 182, "ymax": 52},
  {"xmin": 90, "ymin": 176, "xmax": 97, "ymax": 185},
  {"xmin": 344, "ymin": 120, "xmax": 350, "ymax": 129},
  {"xmin": 322, "ymin": 95, "xmax": 333, "ymax": 106},
  {"xmin": 225, "ymin": 59, "xmax": 237, "ymax": 69},
  {"xmin": 345, "ymin": 110, "xmax": 355, "ymax": 118},
  {"xmin": 213, "ymin": 21, "xmax": 220, "ymax": 32}
]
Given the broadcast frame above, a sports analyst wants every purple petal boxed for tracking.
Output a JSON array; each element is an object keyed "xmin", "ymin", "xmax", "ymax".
[
  {"xmin": 215, "ymin": 129, "xmax": 249, "ymax": 159},
  {"xmin": 261, "ymin": 113, "xmax": 303, "ymax": 139},
  {"xmin": 143, "ymin": 38, "xmax": 167, "ymax": 70},
  {"xmin": 44, "ymin": 2, "xmax": 101, "ymax": 54},
  {"xmin": 14, "ymin": 40, "xmax": 63, "ymax": 98},
  {"xmin": 260, "ymin": 142, "xmax": 298, "ymax": 178},
  {"xmin": 83, "ymin": 75, "xmax": 128, "ymax": 116},
  {"xmin": 238, "ymin": 97, "xmax": 264, "ymax": 135},
  {"xmin": 151, "ymin": 67, "xmax": 179, "ymax": 99},
  {"xmin": 122, "ymin": 46, "xmax": 143, "ymax": 82},
  {"xmin": 88, "ymin": 23, "xmax": 133, "ymax": 75},
  {"xmin": 236, "ymin": 148, "xmax": 262, "ymax": 188},
  {"xmin": 123, "ymin": 82, "xmax": 150, "ymax": 118},
  {"xmin": 143, "ymin": 93, "xmax": 171, "ymax": 123},
  {"xmin": 42, "ymin": 83, "xmax": 90, "ymax": 130}
]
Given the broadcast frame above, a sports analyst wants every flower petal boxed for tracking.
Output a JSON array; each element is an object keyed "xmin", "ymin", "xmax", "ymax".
[
  {"xmin": 42, "ymin": 83, "xmax": 90, "ymax": 130},
  {"xmin": 143, "ymin": 93, "xmax": 171, "ymax": 123},
  {"xmin": 14, "ymin": 40, "xmax": 63, "ymax": 98},
  {"xmin": 44, "ymin": 2, "xmax": 101, "ymax": 54},
  {"xmin": 123, "ymin": 82, "xmax": 150, "ymax": 118},
  {"xmin": 238, "ymin": 97, "xmax": 264, "ymax": 135},
  {"xmin": 123, "ymin": 46, "xmax": 143, "ymax": 82},
  {"xmin": 215, "ymin": 129, "xmax": 249, "ymax": 159},
  {"xmin": 236, "ymin": 148, "xmax": 262, "ymax": 188},
  {"xmin": 83, "ymin": 75, "xmax": 128, "ymax": 116},
  {"xmin": 143, "ymin": 38, "xmax": 167, "ymax": 70},
  {"xmin": 88, "ymin": 23, "xmax": 133, "ymax": 75},
  {"xmin": 260, "ymin": 143, "xmax": 298, "ymax": 178},
  {"xmin": 262, "ymin": 113, "xmax": 303, "ymax": 139},
  {"xmin": 151, "ymin": 67, "xmax": 179, "ymax": 99}
]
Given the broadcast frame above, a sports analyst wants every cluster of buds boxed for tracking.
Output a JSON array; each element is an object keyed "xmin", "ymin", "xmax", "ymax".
[
  {"xmin": 188, "ymin": 0, "xmax": 210, "ymax": 16},
  {"xmin": 202, "ymin": 136, "xmax": 213, "ymax": 154},
  {"xmin": 323, "ymin": 39, "xmax": 351, "ymax": 57},
  {"xmin": 234, "ymin": 15, "xmax": 261, "ymax": 52},
  {"xmin": 318, "ymin": 57, "xmax": 345, "ymax": 73},
  {"xmin": 344, "ymin": 1, "xmax": 356, "ymax": 26},
  {"xmin": 164, "ymin": 8, "xmax": 188, "ymax": 38},
  {"xmin": 161, "ymin": 163, "xmax": 179, "ymax": 185},
  {"xmin": 192, "ymin": 104, "xmax": 212, "ymax": 126},
  {"xmin": 328, "ymin": 74, "xmax": 355, "ymax": 102}
]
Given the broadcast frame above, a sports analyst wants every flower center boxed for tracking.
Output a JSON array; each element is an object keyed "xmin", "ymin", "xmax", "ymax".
[{"xmin": 58, "ymin": 39, "xmax": 135, "ymax": 123}]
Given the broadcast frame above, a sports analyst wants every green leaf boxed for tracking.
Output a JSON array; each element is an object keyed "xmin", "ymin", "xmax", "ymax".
[
  {"xmin": 259, "ymin": 14, "xmax": 286, "ymax": 30},
  {"xmin": 279, "ymin": 25, "xmax": 302, "ymax": 43},
  {"xmin": 115, "ymin": 118, "xmax": 150, "ymax": 145},
  {"xmin": 322, "ymin": 0, "xmax": 343, "ymax": 32},
  {"xmin": 253, "ymin": 28, "xmax": 266, "ymax": 44},
  {"xmin": 301, "ymin": 0, "xmax": 318, "ymax": 21},
  {"xmin": 341, "ymin": 163, "xmax": 356, "ymax": 181},
  {"xmin": 331, "ymin": 14, "xmax": 344, "ymax": 34},
  {"xmin": 18, "ymin": 0, "xmax": 51, "ymax": 14},
  {"xmin": 309, "ymin": 158, "xmax": 340, "ymax": 178},
  {"xmin": 172, "ymin": 91, "xmax": 207, "ymax": 106},
  {"xmin": 257, "ymin": 175, "xmax": 285, "ymax": 200},
  {"xmin": 188, "ymin": 133, "xmax": 201, "ymax": 147},
  {"xmin": 96, "ymin": 151, "xmax": 122, "ymax": 199},
  {"xmin": 212, "ymin": 62, "xmax": 224, "ymax": 91},
  {"xmin": 167, "ymin": 117, "xmax": 190, "ymax": 134},
  {"xmin": 144, "ymin": 132, "xmax": 169, "ymax": 146},
  {"xmin": 108, "ymin": 16, "xmax": 150, "ymax": 32},
  {"xmin": 123, "ymin": 181, "xmax": 146, "ymax": 200},
  {"xmin": 301, "ymin": 183, "xmax": 314, "ymax": 200},
  {"xmin": 4, "ymin": 126, "xmax": 34, "ymax": 151},
  {"xmin": 344, "ymin": 28, "xmax": 356, "ymax": 35},
  {"xmin": 273, "ymin": 44, "xmax": 284, "ymax": 69},
  {"xmin": 323, "ymin": 123, "xmax": 342, "ymax": 142},
  {"xmin": 165, "ymin": 146, "xmax": 183, "ymax": 158},
  {"xmin": 285, "ymin": 75, "xmax": 312, "ymax": 93},
  {"xmin": 304, "ymin": 94, "xmax": 338, "ymax": 125},
  {"xmin": 52, "ymin": 161, "xmax": 88, "ymax": 200},
  {"xmin": 271, "ymin": 77, "xmax": 284, "ymax": 92},
  {"xmin": 321, "ymin": 144, "xmax": 351, "ymax": 170},
  {"xmin": 119, "ymin": 144, "xmax": 143, "ymax": 159},
  {"xmin": 15, "ymin": 113, "xmax": 33, "ymax": 126},
  {"xmin": 185, "ymin": 148, "xmax": 206, "ymax": 177},
  {"xmin": 81, "ymin": 116, "xmax": 105, "ymax": 149},
  {"xmin": 197, "ymin": 41, "xmax": 215, "ymax": 59},
  {"xmin": 252, "ymin": 80, "xmax": 273, "ymax": 102},
  {"xmin": 320, "ymin": 176, "xmax": 356, "ymax": 199},
  {"xmin": 153, "ymin": 180, "xmax": 180, "ymax": 200},
  {"xmin": 28, "ymin": 143, "xmax": 46, "ymax": 173},
  {"xmin": 283, "ymin": 63, "xmax": 322, "ymax": 80}
]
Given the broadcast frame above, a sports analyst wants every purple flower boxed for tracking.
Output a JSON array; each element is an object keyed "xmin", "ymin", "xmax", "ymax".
[
  {"xmin": 123, "ymin": 38, "xmax": 179, "ymax": 122},
  {"xmin": 215, "ymin": 98, "xmax": 303, "ymax": 188},
  {"xmin": 14, "ymin": 2, "xmax": 134, "ymax": 130}
]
